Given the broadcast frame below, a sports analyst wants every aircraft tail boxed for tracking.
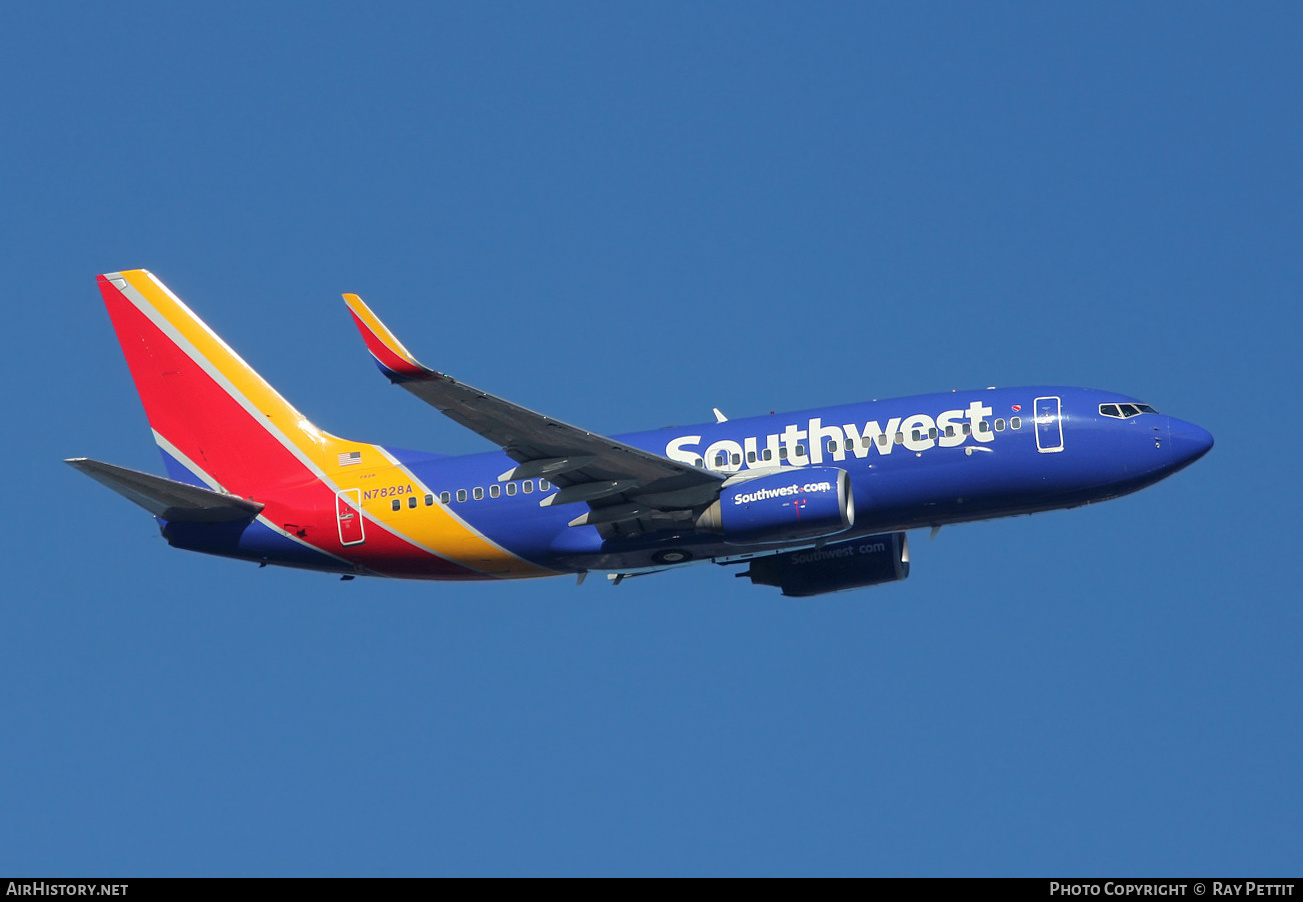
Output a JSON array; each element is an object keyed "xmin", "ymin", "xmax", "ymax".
[{"xmin": 96, "ymin": 270, "xmax": 363, "ymax": 496}]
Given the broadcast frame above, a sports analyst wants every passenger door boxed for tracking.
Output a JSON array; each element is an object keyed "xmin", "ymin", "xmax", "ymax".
[{"xmin": 1034, "ymin": 396, "xmax": 1064, "ymax": 453}]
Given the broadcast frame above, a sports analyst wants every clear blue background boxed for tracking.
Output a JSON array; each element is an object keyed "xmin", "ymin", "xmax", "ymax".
[{"xmin": 2, "ymin": 2, "xmax": 1299, "ymax": 876}]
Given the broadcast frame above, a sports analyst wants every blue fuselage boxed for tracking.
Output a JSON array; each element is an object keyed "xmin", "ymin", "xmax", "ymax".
[{"xmin": 349, "ymin": 385, "xmax": 1212, "ymax": 575}]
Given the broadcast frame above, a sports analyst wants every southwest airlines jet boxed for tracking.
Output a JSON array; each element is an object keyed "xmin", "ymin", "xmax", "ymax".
[{"xmin": 68, "ymin": 270, "xmax": 1213, "ymax": 596}]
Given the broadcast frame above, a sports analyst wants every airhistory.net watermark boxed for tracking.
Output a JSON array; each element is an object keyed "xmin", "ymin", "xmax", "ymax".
[{"xmin": 6, "ymin": 884, "xmax": 127, "ymax": 896}]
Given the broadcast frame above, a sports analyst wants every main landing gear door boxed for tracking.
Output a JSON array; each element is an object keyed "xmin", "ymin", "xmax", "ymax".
[
  {"xmin": 1034, "ymin": 396, "xmax": 1064, "ymax": 453},
  {"xmin": 336, "ymin": 489, "xmax": 366, "ymax": 546}
]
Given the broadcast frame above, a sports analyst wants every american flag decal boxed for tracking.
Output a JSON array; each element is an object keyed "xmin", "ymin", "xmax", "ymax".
[{"xmin": 338, "ymin": 451, "xmax": 363, "ymax": 467}]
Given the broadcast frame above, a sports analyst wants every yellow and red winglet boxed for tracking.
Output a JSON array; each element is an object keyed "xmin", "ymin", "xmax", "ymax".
[{"xmin": 343, "ymin": 293, "xmax": 431, "ymax": 382}]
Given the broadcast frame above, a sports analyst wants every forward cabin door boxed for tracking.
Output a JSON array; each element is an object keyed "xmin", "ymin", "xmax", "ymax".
[
  {"xmin": 336, "ymin": 489, "xmax": 366, "ymax": 546},
  {"xmin": 1034, "ymin": 396, "xmax": 1064, "ymax": 453}
]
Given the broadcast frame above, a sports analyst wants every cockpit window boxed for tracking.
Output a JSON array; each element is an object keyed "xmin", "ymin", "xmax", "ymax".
[{"xmin": 1100, "ymin": 402, "xmax": 1160, "ymax": 419}]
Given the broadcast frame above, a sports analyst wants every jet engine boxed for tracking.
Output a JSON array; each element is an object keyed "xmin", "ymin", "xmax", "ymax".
[
  {"xmin": 696, "ymin": 467, "xmax": 854, "ymax": 545},
  {"xmin": 740, "ymin": 531, "xmax": 910, "ymax": 597}
]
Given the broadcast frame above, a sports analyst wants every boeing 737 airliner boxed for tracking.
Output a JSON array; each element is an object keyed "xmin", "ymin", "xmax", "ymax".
[{"xmin": 68, "ymin": 270, "xmax": 1213, "ymax": 596}]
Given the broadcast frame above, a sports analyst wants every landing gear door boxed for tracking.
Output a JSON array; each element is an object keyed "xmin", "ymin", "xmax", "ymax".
[
  {"xmin": 336, "ymin": 489, "xmax": 366, "ymax": 546},
  {"xmin": 1034, "ymin": 396, "xmax": 1064, "ymax": 453}
]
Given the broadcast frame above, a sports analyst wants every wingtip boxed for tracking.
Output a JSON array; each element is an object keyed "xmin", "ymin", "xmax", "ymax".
[{"xmin": 97, "ymin": 268, "xmax": 153, "ymax": 284}]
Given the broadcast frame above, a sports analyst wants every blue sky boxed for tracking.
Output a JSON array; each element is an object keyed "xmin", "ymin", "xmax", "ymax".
[{"xmin": 3, "ymin": 3, "xmax": 1300, "ymax": 876}]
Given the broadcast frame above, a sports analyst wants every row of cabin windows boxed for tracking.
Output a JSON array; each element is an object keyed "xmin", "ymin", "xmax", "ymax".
[
  {"xmin": 383, "ymin": 415, "xmax": 1033, "ymax": 509},
  {"xmin": 387, "ymin": 413, "xmax": 1030, "ymax": 507},
  {"xmin": 704, "ymin": 418, "xmax": 1022, "ymax": 467},
  {"xmin": 389, "ymin": 479, "xmax": 551, "ymax": 511}
]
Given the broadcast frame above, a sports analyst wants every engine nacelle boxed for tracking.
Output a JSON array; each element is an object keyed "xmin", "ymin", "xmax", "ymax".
[
  {"xmin": 742, "ymin": 532, "xmax": 910, "ymax": 597},
  {"xmin": 696, "ymin": 467, "xmax": 854, "ymax": 545}
]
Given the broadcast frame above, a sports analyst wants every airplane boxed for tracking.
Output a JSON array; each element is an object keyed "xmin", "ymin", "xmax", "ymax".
[{"xmin": 68, "ymin": 270, "xmax": 1214, "ymax": 596}]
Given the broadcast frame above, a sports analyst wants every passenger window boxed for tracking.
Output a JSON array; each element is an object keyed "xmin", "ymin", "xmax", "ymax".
[
  {"xmin": 408, "ymin": 496, "xmax": 417, "ymax": 509},
  {"xmin": 962, "ymin": 423, "xmax": 972, "ymax": 435},
  {"xmin": 523, "ymin": 481, "xmax": 533, "ymax": 493},
  {"xmin": 695, "ymin": 458, "xmax": 704, "ymax": 467},
  {"xmin": 1010, "ymin": 417, "xmax": 1021, "ymax": 430},
  {"xmin": 796, "ymin": 445, "xmax": 805, "ymax": 457},
  {"xmin": 391, "ymin": 499, "xmax": 401, "ymax": 511},
  {"xmin": 844, "ymin": 439, "xmax": 853, "ymax": 451},
  {"xmin": 440, "ymin": 492, "xmax": 451, "ymax": 504},
  {"xmin": 894, "ymin": 432, "xmax": 904, "ymax": 444},
  {"xmin": 473, "ymin": 487, "xmax": 484, "ymax": 500},
  {"xmin": 489, "ymin": 484, "xmax": 500, "ymax": 498},
  {"xmin": 715, "ymin": 454, "xmax": 726, "ymax": 467},
  {"xmin": 945, "ymin": 426, "xmax": 955, "ymax": 438},
  {"xmin": 911, "ymin": 429, "xmax": 921, "ymax": 442},
  {"xmin": 779, "ymin": 447, "xmax": 788, "ymax": 460},
  {"xmin": 424, "ymin": 494, "xmax": 434, "ymax": 506},
  {"xmin": 928, "ymin": 427, "xmax": 938, "ymax": 440},
  {"xmin": 506, "ymin": 483, "xmax": 517, "ymax": 496},
  {"xmin": 995, "ymin": 418, "xmax": 1005, "ymax": 432},
  {"xmin": 978, "ymin": 420, "xmax": 989, "ymax": 432},
  {"xmin": 732, "ymin": 453, "xmax": 741, "ymax": 465},
  {"xmin": 747, "ymin": 451, "xmax": 756, "ymax": 463},
  {"xmin": 540, "ymin": 479, "xmax": 550, "ymax": 491},
  {"xmin": 456, "ymin": 489, "xmax": 467, "ymax": 502},
  {"xmin": 826, "ymin": 441, "xmax": 836, "ymax": 453},
  {"xmin": 878, "ymin": 434, "xmax": 888, "ymax": 447},
  {"xmin": 763, "ymin": 449, "xmax": 773, "ymax": 461}
]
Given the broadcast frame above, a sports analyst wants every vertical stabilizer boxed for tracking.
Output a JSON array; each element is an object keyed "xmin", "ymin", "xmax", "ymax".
[{"xmin": 97, "ymin": 270, "xmax": 347, "ymax": 495}]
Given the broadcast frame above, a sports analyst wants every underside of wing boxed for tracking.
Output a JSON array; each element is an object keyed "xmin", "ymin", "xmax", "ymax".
[
  {"xmin": 66, "ymin": 458, "xmax": 265, "ymax": 523},
  {"xmin": 344, "ymin": 294, "xmax": 723, "ymax": 536}
]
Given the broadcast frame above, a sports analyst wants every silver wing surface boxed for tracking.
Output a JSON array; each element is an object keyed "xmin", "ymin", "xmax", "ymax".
[{"xmin": 65, "ymin": 458, "xmax": 265, "ymax": 523}]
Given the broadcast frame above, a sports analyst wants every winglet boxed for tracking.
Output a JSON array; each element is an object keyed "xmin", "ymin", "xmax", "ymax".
[{"xmin": 343, "ymin": 293, "xmax": 431, "ymax": 382}]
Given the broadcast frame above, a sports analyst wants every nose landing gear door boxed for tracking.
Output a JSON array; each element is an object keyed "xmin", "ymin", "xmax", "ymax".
[{"xmin": 1034, "ymin": 396, "xmax": 1064, "ymax": 453}]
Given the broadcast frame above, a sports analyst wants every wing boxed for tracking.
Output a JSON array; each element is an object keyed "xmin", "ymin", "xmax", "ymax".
[{"xmin": 344, "ymin": 295, "xmax": 723, "ymax": 535}]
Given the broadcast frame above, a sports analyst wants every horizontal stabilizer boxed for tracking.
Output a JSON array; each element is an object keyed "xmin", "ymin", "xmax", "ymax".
[{"xmin": 65, "ymin": 458, "xmax": 265, "ymax": 523}]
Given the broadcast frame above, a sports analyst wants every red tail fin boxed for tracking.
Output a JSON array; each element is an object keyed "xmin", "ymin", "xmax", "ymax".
[{"xmin": 97, "ymin": 270, "xmax": 360, "ymax": 494}]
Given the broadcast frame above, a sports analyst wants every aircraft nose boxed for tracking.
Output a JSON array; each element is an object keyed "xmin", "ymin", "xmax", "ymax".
[{"xmin": 1167, "ymin": 418, "xmax": 1214, "ymax": 468}]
